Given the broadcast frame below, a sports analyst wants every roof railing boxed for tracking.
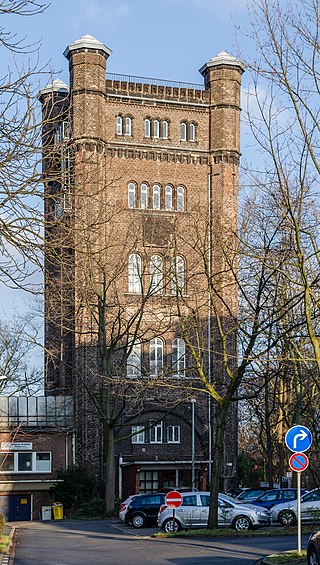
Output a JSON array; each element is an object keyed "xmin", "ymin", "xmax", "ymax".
[{"xmin": 106, "ymin": 72, "xmax": 205, "ymax": 91}]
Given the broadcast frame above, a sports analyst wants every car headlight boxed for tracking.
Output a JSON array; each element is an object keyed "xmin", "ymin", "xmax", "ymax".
[{"xmin": 254, "ymin": 508, "xmax": 269, "ymax": 516}]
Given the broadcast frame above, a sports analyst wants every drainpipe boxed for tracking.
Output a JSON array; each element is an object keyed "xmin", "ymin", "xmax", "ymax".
[{"xmin": 207, "ymin": 172, "xmax": 212, "ymax": 482}]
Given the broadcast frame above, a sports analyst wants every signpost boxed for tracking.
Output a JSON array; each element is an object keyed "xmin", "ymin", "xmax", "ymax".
[
  {"xmin": 285, "ymin": 426, "xmax": 312, "ymax": 555},
  {"xmin": 165, "ymin": 491, "xmax": 183, "ymax": 530}
]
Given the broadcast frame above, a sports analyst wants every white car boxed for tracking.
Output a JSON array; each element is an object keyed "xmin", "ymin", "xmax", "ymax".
[
  {"xmin": 271, "ymin": 488, "xmax": 320, "ymax": 526},
  {"xmin": 158, "ymin": 491, "xmax": 270, "ymax": 532},
  {"xmin": 119, "ymin": 495, "xmax": 139, "ymax": 522}
]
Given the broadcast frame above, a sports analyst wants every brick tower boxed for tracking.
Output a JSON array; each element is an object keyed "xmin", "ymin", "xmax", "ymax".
[{"xmin": 40, "ymin": 36, "xmax": 244, "ymax": 498}]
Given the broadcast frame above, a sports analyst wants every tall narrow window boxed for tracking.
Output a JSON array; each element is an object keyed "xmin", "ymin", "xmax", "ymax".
[
  {"xmin": 131, "ymin": 426, "xmax": 145, "ymax": 444},
  {"xmin": 165, "ymin": 185, "xmax": 173, "ymax": 210},
  {"xmin": 150, "ymin": 338, "xmax": 163, "ymax": 376},
  {"xmin": 162, "ymin": 120, "xmax": 168, "ymax": 139},
  {"xmin": 127, "ymin": 340, "xmax": 141, "ymax": 377},
  {"xmin": 116, "ymin": 116, "xmax": 122, "ymax": 135},
  {"xmin": 145, "ymin": 118, "xmax": 151, "ymax": 138},
  {"xmin": 150, "ymin": 421, "xmax": 163, "ymax": 443},
  {"xmin": 150, "ymin": 255, "xmax": 163, "ymax": 294},
  {"xmin": 167, "ymin": 425, "xmax": 181, "ymax": 443},
  {"xmin": 172, "ymin": 256, "xmax": 185, "ymax": 294},
  {"xmin": 177, "ymin": 186, "xmax": 185, "ymax": 211},
  {"xmin": 140, "ymin": 183, "xmax": 148, "ymax": 209},
  {"xmin": 181, "ymin": 122, "xmax": 187, "ymax": 141},
  {"xmin": 152, "ymin": 184, "xmax": 161, "ymax": 210},
  {"xmin": 189, "ymin": 123, "xmax": 195, "ymax": 142},
  {"xmin": 128, "ymin": 253, "xmax": 142, "ymax": 293},
  {"xmin": 153, "ymin": 120, "xmax": 160, "ymax": 138},
  {"xmin": 128, "ymin": 182, "xmax": 136, "ymax": 209},
  {"xmin": 125, "ymin": 117, "xmax": 132, "ymax": 135},
  {"xmin": 172, "ymin": 338, "xmax": 186, "ymax": 377}
]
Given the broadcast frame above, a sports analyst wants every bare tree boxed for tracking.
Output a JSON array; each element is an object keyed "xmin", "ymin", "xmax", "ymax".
[{"xmin": 0, "ymin": 0, "xmax": 51, "ymax": 291}]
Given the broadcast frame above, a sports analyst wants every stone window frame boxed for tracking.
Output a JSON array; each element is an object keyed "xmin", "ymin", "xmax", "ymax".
[
  {"xmin": 116, "ymin": 114, "xmax": 133, "ymax": 137},
  {"xmin": 128, "ymin": 253, "xmax": 142, "ymax": 293},
  {"xmin": 180, "ymin": 120, "xmax": 197, "ymax": 142},
  {"xmin": 127, "ymin": 181, "xmax": 186, "ymax": 212},
  {"xmin": 144, "ymin": 117, "xmax": 170, "ymax": 140},
  {"xmin": 126, "ymin": 339, "xmax": 142, "ymax": 377},
  {"xmin": 150, "ymin": 337, "xmax": 164, "ymax": 377},
  {"xmin": 172, "ymin": 337, "xmax": 186, "ymax": 377},
  {"xmin": 171, "ymin": 255, "xmax": 186, "ymax": 295},
  {"xmin": 150, "ymin": 254, "xmax": 164, "ymax": 295}
]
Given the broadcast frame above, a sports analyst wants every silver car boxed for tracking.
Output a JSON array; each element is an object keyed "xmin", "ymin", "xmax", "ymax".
[
  {"xmin": 158, "ymin": 491, "xmax": 270, "ymax": 532},
  {"xmin": 271, "ymin": 488, "xmax": 320, "ymax": 526}
]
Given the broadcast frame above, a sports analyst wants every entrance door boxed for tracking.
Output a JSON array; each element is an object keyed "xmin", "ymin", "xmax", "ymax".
[
  {"xmin": 0, "ymin": 494, "xmax": 31, "ymax": 521},
  {"xmin": 13, "ymin": 495, "xmax": 31, "ymax": 521}
]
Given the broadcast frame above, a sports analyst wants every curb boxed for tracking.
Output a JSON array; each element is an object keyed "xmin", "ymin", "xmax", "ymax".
[{"xmin": 1, "ymin": 526, "xmax": 16, "ymax": 565}]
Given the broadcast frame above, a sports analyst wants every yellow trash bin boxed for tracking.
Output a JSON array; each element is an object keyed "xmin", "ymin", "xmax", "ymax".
[{"xmin": 52, "ymin": 502, "xmax": 63, "ymax": 520}]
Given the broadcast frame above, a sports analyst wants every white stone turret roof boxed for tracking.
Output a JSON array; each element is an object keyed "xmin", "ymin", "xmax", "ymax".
[
  {"xmin": 38, "ymin": 78, "xmax": 69, "ymax": 100},
  {"xmin": 63, "ymin": 34, "xmax": 112, "ymax": 59},
  {"xmin": 199, "ymin": 51, "xmax": 245, "ymax": 76}
]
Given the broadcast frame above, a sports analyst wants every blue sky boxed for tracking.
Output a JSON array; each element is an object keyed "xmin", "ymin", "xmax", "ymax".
[
  {"xmin": 1, "ymin": 0, "xmax": 253, "ymax": 371},
  {"xmin": 9, "ymin": 0, "xmax": 251, "ymax": 86}
]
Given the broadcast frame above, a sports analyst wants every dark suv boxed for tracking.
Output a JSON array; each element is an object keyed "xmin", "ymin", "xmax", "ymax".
[{"xmin": 125, "ymin": 493, "xmax": 166, "ymax": 528}]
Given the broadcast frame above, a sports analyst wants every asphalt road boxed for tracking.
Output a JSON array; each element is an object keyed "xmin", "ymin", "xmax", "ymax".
[{"xmin": 11, "ymin": 519, "xmax": 311, "ymax": 565}]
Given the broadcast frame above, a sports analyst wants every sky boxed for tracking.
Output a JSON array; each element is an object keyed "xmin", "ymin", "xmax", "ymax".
[
  {"xmin": 1, "ymin": 0, "xmax": 254, "ymax": 373},
  {"xmin": 8, "ymin": 0, "xmax": 252, "ymax": 87}
]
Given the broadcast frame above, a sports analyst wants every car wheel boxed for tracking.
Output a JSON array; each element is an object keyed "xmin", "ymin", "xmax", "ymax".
[
  {"xmin": 163, "ymin": 518, "xmax": 181, "ymax": 533},
  {"xmin": 278, "ymin": 510, "xmax": 296, "ymax": 527},
  {"xmin": 308, "ymin": 548, "xmax": 320, "ymax": 565},
  {"xmin": 132, "ymin": 513, "xmax": 145, "ymax": 528},
  {"xmin": 233, "ymin": 515, "xmax": 252, "ymax": 531}
]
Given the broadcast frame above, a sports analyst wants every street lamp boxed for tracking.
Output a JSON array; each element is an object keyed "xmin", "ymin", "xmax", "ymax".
[{"xmin": 191, "ymin": 399, "xmax": 196, "ymax": 490}]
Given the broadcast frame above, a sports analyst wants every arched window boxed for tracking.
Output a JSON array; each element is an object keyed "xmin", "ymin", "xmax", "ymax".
[
  {"xmin": 189, "ymin": 123, "xmax": 195, "ymax": 142},
  {"xmin": 152, "ymin": 184, "xmax": 161, "ymax": 210},
  {"xmin": 172, "ymin": 338, "xmax": 186, "ymax": 377},
  {"xmin": 181, "ymin": 122, "xmax": 187, "ymax": 141},
  {"xmin": 165, "ymin": 185, "xmax": 173, "ymax": 210},
  {"xmin": 140, "ymin": 183, "xmax": 148, "ymax": 209},
  {"xmin": 127, "ymin": 340, "xmax": 141, "ymax": 377},
  {"xmin": 145, "ymin": 118, "xmax": 151, "ymax": 138},
  {"xmin": 150, "ymin": 255, "xmax": 163, "ymax": 294},
  {"xmin": 128, "ymin": 182, "xmax": 136, "ymax": 209},
  {"xmin": 128, "ymin": 253, "xmax": 142, "ymax": 293},
  {"xmin": 116, "ymin": 116, "xmax": 122, "ymax": 135},
  {"xmin": 162, "ymin": 120, "xmax": 168, "ymax": 139},
  {"xmin": 172, "ymin": 256, "xmax": 185, "ymax": 294},
  {"xmin": 125, "ymin": 117, "xmax": 132, "ymax": 136},
  {"xmin": 177, "ymin": 186, "xmax": 185, "ymax": 211},
  {"xmin": 150, "ymin": 337, "xmax": 163, "ymax": 376},
  {"xmin": 153, "ymin": 120, "xmax": 160, "ymax": 138}
]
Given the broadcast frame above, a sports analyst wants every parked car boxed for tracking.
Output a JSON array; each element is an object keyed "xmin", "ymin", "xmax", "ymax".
[
  {"xmin": 236, "ymin": 487, "xmax": 273, "ymax": 502},
  {"xmin": 225, "ymin": 487, "xmax": 247, "ymax": 498},
  {"xmin": 307, "ymin": 529, "xmax": 320, "ymax": 564},
  {"xmin": 119, "ymin": 495, "xmax": 139, "ymax": 523},
  {"xmin": 271, "ymin": 488, "xmax": 320, "ymax": 526},
  {"xmin": 158, "ymin": 491, "xmax": 271, "ymax": 533},
  {"xmin": 247, "ymin": 488, "xmax": 308, "ymax": 510},
  {"xmin": 125, "ymin": 492, "xmax": 166, "ymax": 528}
]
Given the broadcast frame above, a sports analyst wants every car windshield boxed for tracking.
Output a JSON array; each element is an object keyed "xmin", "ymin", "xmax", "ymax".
[{"xmin": 220, "ymin": 493, "xmax": 239, "ymax": 503}]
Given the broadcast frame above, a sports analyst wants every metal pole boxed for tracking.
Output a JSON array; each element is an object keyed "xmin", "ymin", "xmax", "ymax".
[
  {"xmin": 191, "ymin": 399, "xmax": 196, "ymax": 490},
  {"xmin": 297, "ymin": 471, "xmax": 301, "ymax": 555}
]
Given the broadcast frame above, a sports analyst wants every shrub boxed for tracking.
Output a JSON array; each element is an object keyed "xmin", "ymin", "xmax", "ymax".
[{"xmin": 78, "ymin": 497, "xmax": 105, "ymax": 518}]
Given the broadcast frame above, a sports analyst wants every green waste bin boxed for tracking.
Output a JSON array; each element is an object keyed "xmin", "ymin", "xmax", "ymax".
[{"xmin": 52, "ymin": 503, "xmax": 63, "ymax": 520}]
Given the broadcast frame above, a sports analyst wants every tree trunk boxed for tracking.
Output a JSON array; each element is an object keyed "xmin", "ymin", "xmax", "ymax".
[
  {"xmin": 104, "ymin": 422, "xmax": 115, "ymax": 513},
  {"xmin": 207, "ymin": 402, "xmax": 228, "ymax": 529}
]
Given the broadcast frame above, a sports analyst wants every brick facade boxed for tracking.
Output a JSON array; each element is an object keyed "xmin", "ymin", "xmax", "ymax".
[{"xmin": 40, "ymin": 36, "xmax": 244, "ymax": 499}]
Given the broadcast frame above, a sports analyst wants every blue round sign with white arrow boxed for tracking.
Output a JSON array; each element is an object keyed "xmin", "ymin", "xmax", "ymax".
[{"xmin": 285, "ymin": 425, "xmax": 312, "ymax": 453}]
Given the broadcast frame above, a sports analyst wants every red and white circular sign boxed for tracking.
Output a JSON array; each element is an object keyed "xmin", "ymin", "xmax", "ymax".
[
  {"xmin": 165, "ymin": 491, "xmax": 183, "ymax": 509},
  {"xmin": 289, "ymin": 452, "xmax": 309, "ymax": 473}
]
